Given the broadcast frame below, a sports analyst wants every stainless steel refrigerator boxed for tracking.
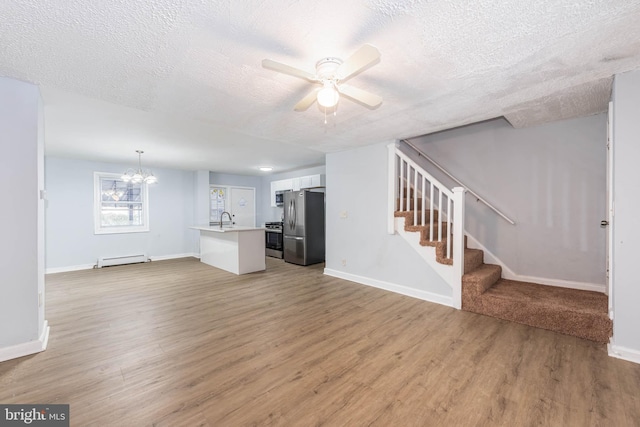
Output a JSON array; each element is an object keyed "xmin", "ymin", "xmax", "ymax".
[{"xmin": 283, "ymin": 190, "xmax": 325, "ymax": 266}]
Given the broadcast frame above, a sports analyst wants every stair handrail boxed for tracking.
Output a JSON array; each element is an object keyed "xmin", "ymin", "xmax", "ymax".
[{"xmin": 401, "ymin": 139, "xmax": 515, "ymax": 225}]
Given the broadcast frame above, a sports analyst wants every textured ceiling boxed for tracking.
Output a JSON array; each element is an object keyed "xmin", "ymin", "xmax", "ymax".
[{"xmin": 2, "ymin": 0, "xmax": 640, "ymax": 174}]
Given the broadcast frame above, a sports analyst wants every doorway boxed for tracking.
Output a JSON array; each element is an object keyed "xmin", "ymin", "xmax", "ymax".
[{"xmin": 210, "ymin": 185, "xmax": 256, "ymax": 227}]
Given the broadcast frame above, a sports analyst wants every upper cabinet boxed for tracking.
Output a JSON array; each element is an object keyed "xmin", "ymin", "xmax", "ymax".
[
  {"xmin": 293, "ymin": 174, "xmax": 325, "ymax": 191},
  {"xmin": 270, "ymin": 174, "xmax": 325, "ymax": 207}
]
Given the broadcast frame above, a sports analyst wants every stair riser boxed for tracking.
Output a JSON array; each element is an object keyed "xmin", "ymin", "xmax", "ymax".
[
  {"xmin": 462, "ymin": 265, "xmax": 502, "ymax": 296},
  {"xmin": 463, "ymin": 298, "xmax": 612, "ymax": 343},
  {"xmin": 464, "ymin": 250, "xmax": 484, "ymax": 274}
]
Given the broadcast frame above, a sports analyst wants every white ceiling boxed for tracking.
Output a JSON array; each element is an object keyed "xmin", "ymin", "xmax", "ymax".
[{"xmin": 2, "ymin": 0, "xmax": 640, "ymax": 174}]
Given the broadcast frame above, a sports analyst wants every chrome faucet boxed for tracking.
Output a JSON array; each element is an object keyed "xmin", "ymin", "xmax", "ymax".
[{"xmin": 219, "ymin": 211, "xmax": 232, "ymax": 228}]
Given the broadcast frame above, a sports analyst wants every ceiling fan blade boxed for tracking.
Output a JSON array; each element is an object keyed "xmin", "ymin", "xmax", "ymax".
[
  {"xmin": 336, "ymin": 44, "xmax": 381, "ymax": 81},
  {"xmin": 338, "ymin": 84, "xmax": 382, "ymax": 109},
  {"xmin": 262, "ymin": 59, "xmax": 317, "ymax": 82},
  {"xmin": 294, "ymin": 89, "xmax": 320, "ymax": 111}
]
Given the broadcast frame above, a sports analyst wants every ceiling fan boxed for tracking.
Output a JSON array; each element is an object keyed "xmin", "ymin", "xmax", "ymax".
[{"xmin": 262, "ymin": 44, "xmax": 383, "ymax": 112}]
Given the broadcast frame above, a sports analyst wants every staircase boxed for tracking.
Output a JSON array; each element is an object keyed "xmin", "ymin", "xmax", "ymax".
[{"xmin": 390, "ymin": 142, "xmax": 612, "ymax": 343}]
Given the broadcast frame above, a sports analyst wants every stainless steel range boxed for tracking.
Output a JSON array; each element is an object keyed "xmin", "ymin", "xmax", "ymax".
[{"xmin": 265, "ymin": 221, "xmax": 283, "ymax": 259}]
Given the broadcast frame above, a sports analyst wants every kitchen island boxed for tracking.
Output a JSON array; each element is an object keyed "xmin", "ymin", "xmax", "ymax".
[{"xmin": 191, "ymin": 226, "xmax": 266, "ymax": 275}]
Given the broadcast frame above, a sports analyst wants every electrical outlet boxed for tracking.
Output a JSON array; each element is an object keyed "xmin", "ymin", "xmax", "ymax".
[{"xmin": 341, "ymin": 259, "xmax": 347, "ymax": 266}]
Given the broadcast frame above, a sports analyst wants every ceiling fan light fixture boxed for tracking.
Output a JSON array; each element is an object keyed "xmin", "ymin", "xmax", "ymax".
[
  {"xmin": 262, "ymin": 44, "xmax": 381, "ymax": 113},
  {"xmin": 317, "ymin": 85, "xmax": 339, "ymax": 108}
]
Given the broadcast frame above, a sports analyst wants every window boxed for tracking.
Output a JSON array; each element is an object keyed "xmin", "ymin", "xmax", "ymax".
[
  {"xmin": 94, "ymin": 172, "xmax": 149, "ymax": 234},
  {"xmin": 210, "ymin": 186, "xmax": 228, "ymax": 224}
]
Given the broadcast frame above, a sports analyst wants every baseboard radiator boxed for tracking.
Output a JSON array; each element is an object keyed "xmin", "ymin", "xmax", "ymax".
[{"xmin": 97, "ymin": 253, "xmax": 148, "ymax": 268}]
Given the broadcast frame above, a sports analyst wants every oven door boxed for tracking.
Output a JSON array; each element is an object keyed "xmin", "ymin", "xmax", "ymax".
[{"xmin": 265, "ymin": 229, "xmax": 283, "ymax": 258}]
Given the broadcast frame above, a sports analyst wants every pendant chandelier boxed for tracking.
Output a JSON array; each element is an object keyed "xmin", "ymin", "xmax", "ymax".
[{"xmin": 121, "ymin": 150, "xmax": 157, "ymax": 184}]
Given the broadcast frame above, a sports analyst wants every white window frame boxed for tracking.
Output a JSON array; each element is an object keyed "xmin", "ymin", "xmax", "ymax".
[{"xmin": 94, "ymin": 172, "xmax": 149, "ymax": 234}]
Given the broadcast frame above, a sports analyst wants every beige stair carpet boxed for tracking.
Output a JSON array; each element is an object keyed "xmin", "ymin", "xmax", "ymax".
[{"xmin": 395, "ymin": 209, "xmax": 613, "ymax": 343}]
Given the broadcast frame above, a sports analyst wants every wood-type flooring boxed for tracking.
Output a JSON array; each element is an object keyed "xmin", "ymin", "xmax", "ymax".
[{"xmin": 1, "ymin": 257, "xmax": 639, "ymax": 426}]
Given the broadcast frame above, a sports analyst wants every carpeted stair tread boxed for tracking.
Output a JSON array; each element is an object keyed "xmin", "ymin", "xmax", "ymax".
[
  {"xmin": 420, "ymin": 223, "xmax": 449, "ymax": 243},
  {"xmin": 485, "ymin": 280, "xmax": 608, "ymax": 313},
  {"xmin": 406, "ymin": 225, "xmax": 427, "ymax": 233},
  {"xmin": 394, "ymin": 210, "xmax": 440, "ymax": 228},
  {"xmin": 462, "ymin": 263, "xmax": 502, "ymax": 295},
  {"xmin": 465, "ymin": 279, "xmax": 612, "ymax": 343}
]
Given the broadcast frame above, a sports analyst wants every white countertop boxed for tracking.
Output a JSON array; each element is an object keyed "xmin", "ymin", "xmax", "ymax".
[{"xmin": 190, "ymin": 225, "xmax": 266, "ymax": 233}]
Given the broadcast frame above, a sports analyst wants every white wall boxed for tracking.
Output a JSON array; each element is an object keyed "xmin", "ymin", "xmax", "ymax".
[
  {"xmin": 325, "ymin": 142, "xmax": 451, "ymax": 303},
  {"xmin": 194, "ymin": 170, "xmax": 210, "ymax": 226},
  {"xmin": 409, "ymin": 115, "xmax": 607, "ymax": 287},
  {"xmin": 45, "ymin": 157, "xmax": 198, "ymax": 271},
  {"xmin": 260, "ymin": 165, "xmax": 326, "ymax": 224},
  {"xmin": 0, "ymin": 77, "xmax": 45, "ymax": 352},
  {"xmin": 610, "ymin": 70, "xmax": 640, "ymax": 362}
]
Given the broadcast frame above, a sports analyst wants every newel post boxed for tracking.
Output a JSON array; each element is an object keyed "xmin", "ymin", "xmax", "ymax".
[
  {"xmin": 387, "ymin": 142, "xmax": 398, "ymax": 235},
  {"xmin": 452, "ymin": 187, "xmax": 466, "ymax": 309}
]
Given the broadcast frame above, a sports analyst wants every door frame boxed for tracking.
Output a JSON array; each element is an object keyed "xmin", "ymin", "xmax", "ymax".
[{"xmin": 606, "ymin": 101, "xmax": 614, "ymax": 320}]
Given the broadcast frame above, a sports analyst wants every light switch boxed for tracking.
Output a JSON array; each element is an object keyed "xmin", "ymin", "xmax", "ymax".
[{"xmin": 340, "ymin": 211, "xmax": 348, "ymax": 219}]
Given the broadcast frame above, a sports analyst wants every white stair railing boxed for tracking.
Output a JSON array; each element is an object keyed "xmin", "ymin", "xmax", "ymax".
[
  {"xmin": 387, "ymin": 142, "xmax": 465, "ymax": 309},
  {"xmin": 402, "ymin": 138, "xmax": 515, "ymax": 225}
]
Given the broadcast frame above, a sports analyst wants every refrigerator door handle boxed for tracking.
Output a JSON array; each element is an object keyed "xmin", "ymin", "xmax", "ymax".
[
  {"xmin": 292, "ymin": 199, "xmax": 297, "ymax": 228},
  {"xmin": 289, "ymin": 199, "xmax": 297, "ymax": 230},
  {"xmin": 284, "ymin": 236, "xmax": 303, "ymax": 241}
]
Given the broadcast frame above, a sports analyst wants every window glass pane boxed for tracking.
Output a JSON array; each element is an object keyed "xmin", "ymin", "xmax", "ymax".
[
  {"xmin": 210, "ymin": 187, "xmax": 227, "ymax": 222},
  {"xmin": 101, "ymin": 179, "xmax": 142, "ymax": 202},
  {"xmin": 100, "ymin": 204, "xmax": 144, "ymax": 227}
]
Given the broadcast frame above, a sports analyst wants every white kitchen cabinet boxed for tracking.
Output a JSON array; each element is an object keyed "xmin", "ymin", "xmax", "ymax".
[
  {"xmin": 295, "ymin": 174, "xmax": 325, "ymax": 190},
  {"xmin": 307, "ymin": 174, "xmax": 325, "ymax": 188},
  {"xmin": 270, "ymin": 174, "xmax": 325, "ymax": 206},
  {"xmin": 292, "ymin": 177, "xmax": 301, "ymax": 191}
]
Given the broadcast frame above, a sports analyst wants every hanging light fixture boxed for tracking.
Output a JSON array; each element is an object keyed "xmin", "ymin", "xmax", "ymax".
[
  {"xmin": 317, "ymin": 81, "xmax": 340, "ymax": 108},
  {"xmin": 121, "ymin": 150, "xmax": 157, "ymax": 184}
]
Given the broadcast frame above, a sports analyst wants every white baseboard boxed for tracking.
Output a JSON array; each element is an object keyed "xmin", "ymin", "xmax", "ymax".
[
  {"xmin": 465, "ymin": 234, "xmax": 606, "ymax": 293},
  {"xmin": 46, "ymin": 264, "xmax": 95, "ymax": 274},
  {"xmin": 149, "ymin": 253, "xmax": 199, "ymax": 261},
  {"xmin": 45, "ymin": 253, "xmax": 200, "ymax": 274},
  {"xmin": 0, "ymin": 321, "xmax": 50, "ymax": 363},
  {"xmin": 324, "ymin": 268, "xmax": 453, "ymax": 308},
  {"xmin": 608, "ymin": 342, "xmax": 640, "ymax": 365}
]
